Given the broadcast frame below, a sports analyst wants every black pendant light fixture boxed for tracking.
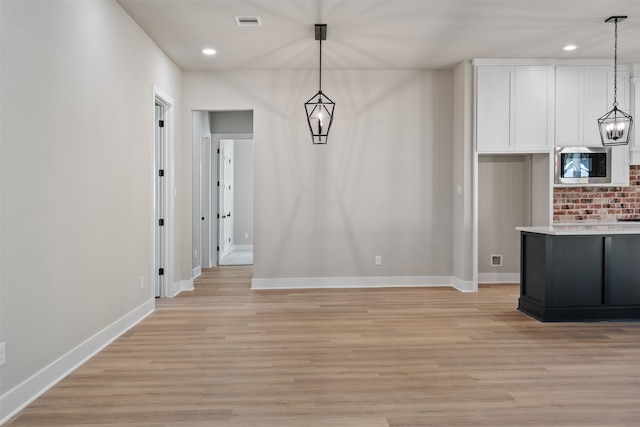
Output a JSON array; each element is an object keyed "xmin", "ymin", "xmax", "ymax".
[
  {"xmin": 304, "ymin": 24, "xmax": 335, "ymax": 144},
  {"xmin": 598, "ymin": 16, "xmax": 633, "ymax": 146}
]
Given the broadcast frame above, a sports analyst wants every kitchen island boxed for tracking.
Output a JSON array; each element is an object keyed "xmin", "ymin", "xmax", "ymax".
[{"xmin": 517, "ymin": 224, "xmax": 640, "ymax": 321}]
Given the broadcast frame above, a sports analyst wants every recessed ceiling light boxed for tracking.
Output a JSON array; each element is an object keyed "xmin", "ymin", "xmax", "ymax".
[
  {"xmin": 202, "ymin": 48, "xmax": 217, "ymax": 55},
  {"xmin": 563, "ymin": 44, "xmax": 578, "ymax": 51},
  {"xmin": 235, "ymin": 16, "xmax": 262, "ymax": 26}
]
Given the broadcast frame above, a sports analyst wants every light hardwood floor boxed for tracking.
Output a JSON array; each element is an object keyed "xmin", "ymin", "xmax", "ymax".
[{"xmin": 6, "ymin": 266, "xmax": 640, "ymax": 426}]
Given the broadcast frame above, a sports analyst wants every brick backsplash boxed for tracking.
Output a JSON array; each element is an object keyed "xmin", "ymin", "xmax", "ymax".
[{"xmin": 553, "ymin": 165, "xmax": 640, "ymax": 223}]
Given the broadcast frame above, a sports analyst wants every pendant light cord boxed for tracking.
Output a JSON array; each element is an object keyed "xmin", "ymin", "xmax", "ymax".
[
  {"xmin": 319, "ymin": 38, "xmax": 323, "ymax": 94},
  {"xmin": 613, "ymin": 18, "xmax": 618, "ymax": 107}
]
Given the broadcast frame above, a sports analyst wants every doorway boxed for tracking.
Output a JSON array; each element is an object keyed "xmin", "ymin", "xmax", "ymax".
[
  {"xmin": 192, "ymin": 110, "xmax": 254, "ymax": 274},
  {"xmin": 218, "ymin": 138, "xmax": 254, "ymax": 266}
]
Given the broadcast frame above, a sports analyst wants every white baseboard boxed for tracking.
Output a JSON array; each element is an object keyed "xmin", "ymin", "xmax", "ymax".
[
  {"xmin": 251, "ymin": 275, "xmax": 455, "ymax": 290},
  {"xmin": 452, "ymin": 276, "xmax": 477, "ymax": 293},
  {"xmin": 478, "ymin": 272, "xmax": 520, "ymax": 284},
  {"xmin": 0, "ymin": 299, "xmax": 155, "ymax": 426},
  {"xmin": 191, "ymin": 266, "xmax": 201, "ymax": 280},
  {"xmin": 171, "ymin": 279, "xmax": 194, "ymax": 297}
]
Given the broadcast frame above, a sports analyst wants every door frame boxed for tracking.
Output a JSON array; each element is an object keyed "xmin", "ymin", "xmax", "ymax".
[
  {"xmin": 200, "ymin": 131, "xmax": 212, "ymax": 268},
  {"xmin": 210, "ymin": 133, "xmax": 253, "ymax": 266},
  {"xmin": 153, "ymin": 86, "xmax": 175, "ymax": 298}
]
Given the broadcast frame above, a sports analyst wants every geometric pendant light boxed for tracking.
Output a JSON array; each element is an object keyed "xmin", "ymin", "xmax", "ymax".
[
  {"xmin": 304, "ymin": 24, "xmax": 335, "ymax": 144},
  {"xmin": 598, "ymin": 16, "xmax": 633, "ymax": 146}
]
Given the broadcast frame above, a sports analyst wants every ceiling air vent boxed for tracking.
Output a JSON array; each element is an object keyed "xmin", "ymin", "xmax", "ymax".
[{"xmin": 235, "ymin": 16, "xmax": 262, "ymax": 26}]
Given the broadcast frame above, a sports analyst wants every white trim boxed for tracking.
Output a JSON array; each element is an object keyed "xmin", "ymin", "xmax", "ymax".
[
  {"xmin": 233, "ymin": 244, "xmax": 253, "ymax": 251},
  {"xmin": 171, "ymin": 280, "xmax": 194, "ymax": 297},
  {"xmin": 478, "ymin": 272, "xmax": 520, "ymax": 284},
  {"xmin": 153, "ymin": 85, "xmax": 175, "ymax": 299},
  {"xmin": 251, "ymin": 275, "xmax": 457, "ymax": 290},
  {"xmin": 452, "ymin": 276, "xmax": 476, "ymax": 293},
  {"xmin": 192, "ymin": 266, "xmax": 202, "ymax": 280},
  {"xmin": 472, "ymin": 58, "xmax": 613, "ymax": 67},
  {"xmin": 0, "ymin": 300, "xmax": 155, "ymax": 425}
]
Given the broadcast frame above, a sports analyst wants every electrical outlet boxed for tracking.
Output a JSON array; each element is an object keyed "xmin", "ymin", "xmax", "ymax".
[
  {"xmin": 194, "ymin": 249, "xmax": 198, "ymax": 259},
  {"xmin": 0, "ymin": 342, "xmax": 6, "ymax": 366},
  {"xmin": 244, "ymin": 233, "xmax": 249, "ymax": 239},
  {"xmin": 375, "ymin": 256, "xmax": 382, "ymax": 266}
]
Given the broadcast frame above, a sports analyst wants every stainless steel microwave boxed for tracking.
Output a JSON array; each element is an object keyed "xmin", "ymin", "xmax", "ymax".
[{"xmin": 554, "ymin": 146, "xmax": 611, "ymax": 185}]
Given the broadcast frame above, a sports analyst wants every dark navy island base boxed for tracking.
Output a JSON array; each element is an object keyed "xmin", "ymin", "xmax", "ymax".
[{"xmin": 518, "ymin": 227, "xmax": 640, "ymax": 322}]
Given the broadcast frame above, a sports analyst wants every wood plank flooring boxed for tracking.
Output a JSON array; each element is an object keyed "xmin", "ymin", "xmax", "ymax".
[{"xmin": 6, "ymin": 266, "xmax": 640, "ymax": 426}]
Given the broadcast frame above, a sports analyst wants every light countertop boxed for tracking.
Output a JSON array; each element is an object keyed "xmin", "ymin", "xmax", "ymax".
[{"xmin": 517, "ymin": 223, "xmax": 640, "ymax": 235}]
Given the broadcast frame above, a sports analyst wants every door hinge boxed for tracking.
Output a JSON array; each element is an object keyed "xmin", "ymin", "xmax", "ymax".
[
  {"xmin": 159, "ymin": 218, "xmax": 164, "ymax": 226},
  {"xmin": 217, "ymin": 214, "xmax": 220, "ymax": 219},
  {"xmin": 158, "ymin": 120, "xmax": 164, "ymax": 128},
  {"xmin": 201, "ymin": 217, "xmax": 205, "ymax": 221},
  {"xmin": 159, "ymin": 268, "xmax": 164, "ymax": 276},
  {"xmin": 159, "ymin": 169, "xmax": 164, "ymax": 177},
  {"xmin": 217, "ymin": 246, "xmax": 220, "ymax": 251},
  {"xmin": 217, "ymin": 181, "xmax": 220, "ymax": 187},
  {"xmin": 217, "ymin": 149, "xmax": 220, "ymax": 154}
]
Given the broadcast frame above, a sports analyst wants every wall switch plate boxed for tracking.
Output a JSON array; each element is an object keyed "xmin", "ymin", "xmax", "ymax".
[
  {"xmin": 0, "ymin": 342, "xmax": 6, "ymax": 366},
  {"xmin": 244, "ymin": 233, "xmax": 249, "ymax": 239},
  {"xmin": 375, "ymin": 256, "xmax": 382, "ymax": 265}
]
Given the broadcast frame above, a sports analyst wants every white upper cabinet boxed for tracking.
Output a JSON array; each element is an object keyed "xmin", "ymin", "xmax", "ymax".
[
  {"xmin": 556, "ymin": 64, "xmax": 630, "ymax": 147},
  {"xmin": 555, "ymin": 63, "xmax": 630, "ymax": 185},
  {"xmin": 476, "ymin": 66, "xmax": 512, "ymax": 152},
  {"xmin": 556, "ymin": 66, "xmax": 608, "ymax": 146},
  {"xmin": 476, "ymin": 64, "xmax": 554, "ymax": 153},
  {"xmin": 514, "ymin": 67, "xmax": 555, "ymax": 151}
]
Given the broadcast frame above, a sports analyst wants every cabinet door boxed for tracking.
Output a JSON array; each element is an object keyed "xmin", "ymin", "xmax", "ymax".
[
  {"xmin": 610, "ymin": 145, "xmax": 629, "ymax": 185},
  {"xmin": 608, "ymin": 68, "xmax": 630, "ymax": 112},
  {"xmin": 583, "ymin": 66, "xmax": 610, "ymax": 146},
  {"xmin": 608, "ymin": 235, "xmax": 640, "ymax": 305},
  {"xmin": 514, "ymin": 66, "xmax": 554, "ymax": 151},
  {"xmin": 555, "ymin": 66, "xmax": 584, "ymax": 146},
  {"xmin": 476, "ymin": 66, "xmax": 513, "ymax": 152},
  {"xmin": 549, "ymin": 236, "xmax": 604, "ymax": 307}
]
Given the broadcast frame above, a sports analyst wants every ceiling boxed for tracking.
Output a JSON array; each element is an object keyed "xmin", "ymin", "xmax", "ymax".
[{"xmin": 116, "ymin": 0, "xmax": 640, "ymax": 71}]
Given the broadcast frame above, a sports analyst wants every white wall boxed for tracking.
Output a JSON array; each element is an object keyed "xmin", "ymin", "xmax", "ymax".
[
  {"xmin": 211, "ymin": 111, "xmax": 253, "ymax": 134},
  {"xmin": 182, "ymin": 70, "xmax": 454, "ymax": 282},
  {"xmin": 0, "ymin": 0, "xmax": 182, "ymax": 421}
]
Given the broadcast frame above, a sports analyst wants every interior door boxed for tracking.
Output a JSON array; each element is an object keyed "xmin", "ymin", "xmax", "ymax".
[{"xmin": 218, "ymin": 140, "xmax": 234, "ymax": 261}]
